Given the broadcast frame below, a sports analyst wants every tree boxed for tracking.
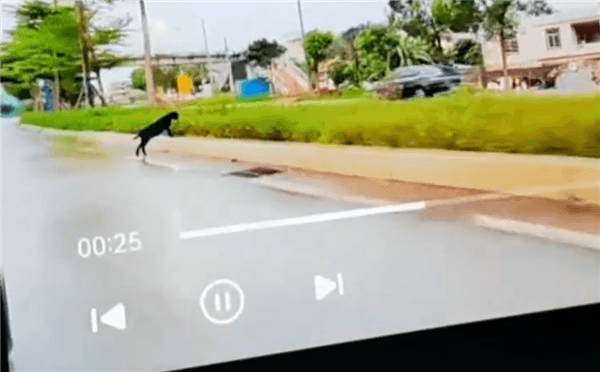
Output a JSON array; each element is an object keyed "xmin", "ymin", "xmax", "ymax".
[
  {"xmin": 75, "ymin": 0, "xmax": 94, "ymax": 107},
  {"xmin": 245, "ymin": 39, "xmax": 286, "ymax": 69},
  {"xmin": 1, "ymin": 2, "xmax": 82, "ymax": 110},
  {"xmin": 304, "ymin": 30, "xmax": 336, "ymax": 81},
  {"xmin": 388, "ymin": 0, "xmax": 482, "ymax": 63},
  {"xmin": 104, "ymin": 0, "xmax": 158, "ymax": 105},
  {"xmin": 131, "ymin": 68, "xmax": 146, "ymax": 90},
  {"xmin": 355, "ymin": 25, "xmax": 432, "ymax": 81},
  {"xmin": 388, "ymin": 0, "xmax": 448, "ymax": 62},
  {"xmin": 84, "ymin": 1, "xmax": 133, "ymax": 102},
  {"xmin": 72, "ymin": 0, "xmax": 128, "ymax": 107},
  {"xmin": 3, "ymin": 1, "xmax": 70, "ymax": 109},
  {"xmin": 389, "ymin": 0, "xmax": 553, "ymax": 88},
  {"xmin": 325, "ymin": 24, "xmax": 370, "ymax": 87},
  {"xmin": 181, "ymin": 64, "xmax": 209, "ymax": 88},
  {"xmin": 476, "ymin": 0, "xmax": 553, "ymax": 89},
  {"xmin": 244, "ymin": 38, "xmax": 286, "ymax": 92},
  {"xmin": 452, "ymin": 39, "xmax": 483, "ymax": 67},
  {"xmin": 431, "ymin": 0, "xmax": 481, "ymax": 33},
  {"xmin": 325, "ymin": 37, "xmax": 358, "ymax": 87},
  {"xmin": 10, "ymin": 0, "xmax": 57, "ymax": 30},
  {"xmin": 340, "ymin": 23, "xmax": 370, "ymax": 43},
  {"xmin": 393, "ymin": 30, "xmax": 434, "ymax": 67}
]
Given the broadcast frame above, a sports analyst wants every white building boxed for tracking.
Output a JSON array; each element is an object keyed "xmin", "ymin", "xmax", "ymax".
[{"xmin": 481, "ymin": 3, "xmax": 600, "ymax": 90}]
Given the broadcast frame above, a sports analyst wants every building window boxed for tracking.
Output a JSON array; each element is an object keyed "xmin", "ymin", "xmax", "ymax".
[
  {"xmin": 546, "ymin": 28, "xmax": 561, "ymax": 49},
  {"xmin": 503, "ymin": 36, "xmax": 519, "ymax": 54},
  {"xmin": 572, "ymin": 21, "xmax": 600, "ymax": 44}
]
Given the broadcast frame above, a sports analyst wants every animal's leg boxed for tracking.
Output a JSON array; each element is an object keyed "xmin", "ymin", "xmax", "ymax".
[{"xmin": 166, "ymin": 127, "xmax": 173, "ymax": 137}]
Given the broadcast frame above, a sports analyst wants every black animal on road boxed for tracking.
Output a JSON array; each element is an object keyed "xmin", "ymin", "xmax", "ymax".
[{"xmin": 134, "ymin": 111, "xmax": 179, "ymax": 159}]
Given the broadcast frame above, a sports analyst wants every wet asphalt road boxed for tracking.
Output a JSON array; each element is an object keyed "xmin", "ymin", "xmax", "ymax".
[{"xmin": 1, "ymin": 118, "xmax": 599, "ymax": 371}]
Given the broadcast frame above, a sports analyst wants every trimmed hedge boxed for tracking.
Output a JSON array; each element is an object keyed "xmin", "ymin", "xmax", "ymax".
[{"xmin": 22, "ymin": 88, "xmax": 600, "ymax": 158}]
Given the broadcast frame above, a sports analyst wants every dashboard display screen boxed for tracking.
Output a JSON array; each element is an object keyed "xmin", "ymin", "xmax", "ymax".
[{"xmin": 2, "ymin": 1, "xmax": 600, "ymax": 371}]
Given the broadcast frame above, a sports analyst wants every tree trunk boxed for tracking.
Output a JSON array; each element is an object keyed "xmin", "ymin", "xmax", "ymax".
[
  {"xmin": 76, "ymin": 1, "xmax": 92, "ymax": 107},
  {"xmin": 139, "ymin": 0, "xmax": 157, "ymax": 105},
  {"xmin": 353, "ymin": 47, "xmax": 360, "ymax": 86},
  {"xmin": 433, "ymin": 28, "xmax": 443, "ymax": 61},
  {"xmin": 54, "ymin": 70, "xmax": 60, "ymax": 111},
  {"xmin": 52, "ymin": 47, "xmax": 60, "ymax": 111},
  {"xmin": 51, "ymin": 0, "xmax": 60, "ymax": 111},
  {"xmin": 90, "ymin": 83, "xmax": 106, "ymax": 106},
  {"xmin": 95, "ymin": 69, "xmax": 107, "ymax": 106},
  {"xmin": 499, "ymin": 32, "xmax": 509, "ymax": 91},
  {"xmin": 31, "ymin": 87, "xmax": 41, "ymax": 112},
  {"xmin": 478, "ymin": 69, "xmax": 484, "ymax": 88}
]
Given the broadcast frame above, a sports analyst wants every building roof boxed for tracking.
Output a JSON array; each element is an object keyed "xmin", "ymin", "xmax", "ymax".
[{"xmin": 527, "ymin": 4, "xmax": 600, "ymax": 27}]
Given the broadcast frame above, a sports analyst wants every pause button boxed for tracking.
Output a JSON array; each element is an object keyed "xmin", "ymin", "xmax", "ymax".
[{"xmin": 200, "ymin": 279, "xmax": 245, "ymax": 325}]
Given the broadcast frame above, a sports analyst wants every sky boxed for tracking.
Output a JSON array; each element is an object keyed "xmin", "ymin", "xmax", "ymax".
[
  {"xmin": 2, "ymin": 1, "xmax": 597, "ymax": 56},
  {"xmin": 1, "ymin": 0, "xmax": 598, "ymax": 88},
  {"xmin": 1, "ymin": 0, "xmax": 394, "ymax": 55}
]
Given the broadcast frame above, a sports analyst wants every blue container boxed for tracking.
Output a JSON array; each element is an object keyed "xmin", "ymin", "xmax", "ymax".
[
  {"xmin": 237, "ymin": 78, "xmax": 271, "ymax": 100},
  {"xmin": 0, "ymin": 85, "xmax": 25, "ymax": 118}
]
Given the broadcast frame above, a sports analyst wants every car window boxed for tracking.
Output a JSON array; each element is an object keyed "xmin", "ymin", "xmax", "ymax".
[
  {"xmin": 439, "ymin": 66, "xmax": 461, "ymax": 76},
  {"xmin": 420, "ymin": 66, "xmax": 443, "ymax": 76},
  {"xmin": 393, "ymin": 67, "xmax": 421, "ymax": 78}
]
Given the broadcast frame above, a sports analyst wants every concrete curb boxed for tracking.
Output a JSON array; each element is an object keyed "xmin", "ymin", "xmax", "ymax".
[
  {"xmin": 18, "ymin": 123, "xmax": 600, "ymax": 206},
  {"xmin": 473, "ymin": 215, "xmax": 600, "ymax": 251}
]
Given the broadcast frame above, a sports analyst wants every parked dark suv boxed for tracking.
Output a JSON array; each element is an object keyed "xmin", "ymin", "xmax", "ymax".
[{"xmin": 373, "ymin": 65, "xmax": 463, "ymax": 99}]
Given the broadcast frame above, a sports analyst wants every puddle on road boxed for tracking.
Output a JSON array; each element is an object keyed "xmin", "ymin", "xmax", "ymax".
[
  {"xmin": 52, "ymin": 135, "xmax": 109, "ymax": 160},
  {"xmin": 17, "ymin": 135, "xmax": 125, "ymax": 178}
]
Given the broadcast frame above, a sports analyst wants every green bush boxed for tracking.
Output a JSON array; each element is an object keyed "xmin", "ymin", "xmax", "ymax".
[
  {"xmin": 340, "ymin": 86, "xmax": 370, "ymax": 99},
  {"xmin": 22, "ymin": 91, "xmax": 600, "ymax": 158}
]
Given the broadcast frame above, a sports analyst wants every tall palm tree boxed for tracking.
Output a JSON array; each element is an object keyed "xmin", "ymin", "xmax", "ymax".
[
  {"xmin": 389, "ymin": 29, "xmax": 433, "ymax": 68},
  {"xmin": 325, "ymin": 36, "xmax": 361, "ymax": 86}
]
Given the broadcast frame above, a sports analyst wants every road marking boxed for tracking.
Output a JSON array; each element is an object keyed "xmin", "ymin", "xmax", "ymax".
[
  {"xmin": 179, "ymin": 201, "xmax": 427, "ymax": 240},
  {"xmin": 473, "ymin": 215, "xmax": 600, "ymax": 251},
  {"xmin": 337, "ymin": 273, "xmax": 345, "ymax": 295}
]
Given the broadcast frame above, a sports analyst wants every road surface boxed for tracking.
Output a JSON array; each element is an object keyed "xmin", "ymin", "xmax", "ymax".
[{"xmin": 2, "ymin": 118, "xmax": 599, "ymax": 371}]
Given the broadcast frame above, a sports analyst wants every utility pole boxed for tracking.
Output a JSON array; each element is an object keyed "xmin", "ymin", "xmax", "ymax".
[
  {"xmin": 202, "ymin": 19, "xmax": 213, "ymax": 89},
  {"xmin": 139, "ymin": 0, "xmax": 157, "ymax": 105},
  {"xmin": 202, "ymin": 19, "xmax": 210, "ymax": 56},
  {"xmin": 296, "ymin": 0, "xmax": 313, "ymax": 90},
  {"xmin": 225, "ymin": 37, "xmax": 236, "ymax": 94}
]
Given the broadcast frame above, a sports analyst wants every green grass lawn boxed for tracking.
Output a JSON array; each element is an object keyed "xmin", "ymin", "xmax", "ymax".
[{"xmin": 22, "ymin": 88, "xmax": 600, "ymax": 158}]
